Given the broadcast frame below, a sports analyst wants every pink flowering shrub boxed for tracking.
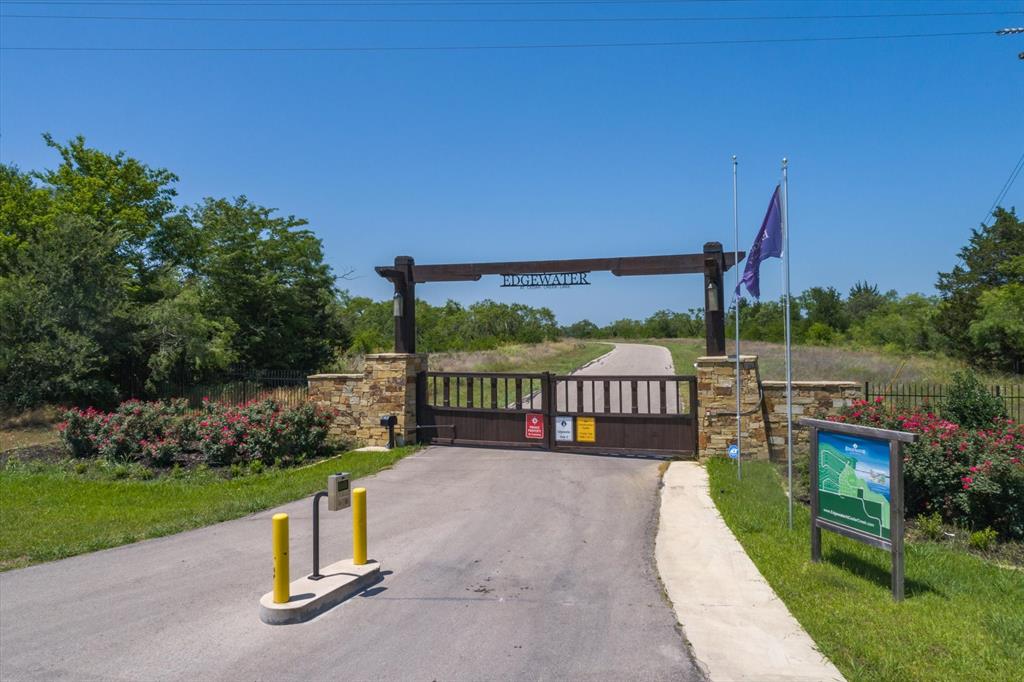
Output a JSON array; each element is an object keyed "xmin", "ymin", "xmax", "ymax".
[
  {"xmin": 58, "ymin": 399, "xmax": 336, "ymax": 469},
  {"xmin": 831, "ymin": 397, "xmax": 1024, "ymax": 539},
  {"xmin": 59, "ymin": 400, "xmax": 187, "ymax": 466}
]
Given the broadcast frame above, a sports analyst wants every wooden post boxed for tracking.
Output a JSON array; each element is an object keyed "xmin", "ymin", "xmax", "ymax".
[
  {"xmin": 542, "ymin": 372, "xmax": 554, "ymax": 451},
  {"xmin": 415, "ymin": 370, "xmax": 427, "ymax": 444},
  {"xmin": 393, "ymin": 255, "xmax": 416, "ymax": 354},
  {"xmin": 809, "ymin": 426, "xmax": 822, "ymax": 563},
  {"xmin": 703, "ymin": 242, "xmax": 726, "ymax": 356},
  {"xmin": 890, "ymin": 440, "xmax": 905, "ymax": 601}
]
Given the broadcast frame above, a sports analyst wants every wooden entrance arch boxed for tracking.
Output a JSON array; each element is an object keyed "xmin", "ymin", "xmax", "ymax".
[{"xmin": 375, "ymin": 241, "xmax": 745, "ymax": 356}]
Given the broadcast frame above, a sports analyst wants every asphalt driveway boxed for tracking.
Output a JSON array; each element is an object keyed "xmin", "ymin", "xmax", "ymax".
[{"xmin": 0, "ymin": 445, "xmax": 704, "ymax": 681}]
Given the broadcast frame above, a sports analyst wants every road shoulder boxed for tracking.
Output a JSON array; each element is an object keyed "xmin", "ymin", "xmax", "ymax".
[{"xmin": 655, "ymin": 461, "xmax": 845, "ymax": 682}]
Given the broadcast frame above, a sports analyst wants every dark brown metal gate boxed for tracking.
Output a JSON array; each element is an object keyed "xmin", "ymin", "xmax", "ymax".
[{"xmin": 416, "ymin": 371, "xmax": 698, "ymax": 457}]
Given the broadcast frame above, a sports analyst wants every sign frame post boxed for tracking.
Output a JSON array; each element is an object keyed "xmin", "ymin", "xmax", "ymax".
[{"xmin": 800, "ymin": 417, "xmax": 917, "ymax": 602}]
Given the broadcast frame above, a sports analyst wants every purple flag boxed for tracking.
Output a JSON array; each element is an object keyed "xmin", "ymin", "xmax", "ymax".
[{"xmin": 735, "ymin": 185, "xmax": 783, "ymax": 299}]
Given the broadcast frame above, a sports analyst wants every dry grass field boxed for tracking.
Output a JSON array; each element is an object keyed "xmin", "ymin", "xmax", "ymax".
[
  {"xmin": 429, "ymin": 340, "xmax": 611, "ymax": 373},
  {"xmin": 650, "ymin": 337, "xmax": 1015, "ymax": 384}
]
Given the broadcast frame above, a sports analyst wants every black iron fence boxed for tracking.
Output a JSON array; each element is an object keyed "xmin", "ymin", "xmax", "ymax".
[
  {"xmin": 146, "ymin": 369, "xmax": 311, "ymax": 411},
  {"xmin": 864, "ymin": 382, "xmax": 1024, "ymax": 422}
]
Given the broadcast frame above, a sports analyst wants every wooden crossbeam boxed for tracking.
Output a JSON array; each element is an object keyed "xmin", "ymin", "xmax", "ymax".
[{"xmin": 375, "ymin": 251, "xmax": 744, "ymax": 284}]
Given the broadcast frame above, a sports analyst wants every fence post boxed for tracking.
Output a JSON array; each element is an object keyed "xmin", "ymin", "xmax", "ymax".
[{"xmin": 863, "ymin": 381, "xmax": 870, "ymax": 402}]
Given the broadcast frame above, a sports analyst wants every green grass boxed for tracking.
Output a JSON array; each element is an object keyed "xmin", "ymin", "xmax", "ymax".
[
  {"xmin": 477, "ymin": 340, "xmax": 612, "ymax": 374},
  {"xmin": 427, "ymin": 340, "xmax": 613, "ymax": 407},
  {"xmin": 646, "ymin": 338, "xmax": 705, "ymax": 375},
  {"xmin": 707, "ymin": 458, "xmax": 1024, "ymax": 682},
  {"xmin": 0, "ymin": 447, "xmax": 418, "ymax": 571},
  {"xmin": 430, "ymin": 339, "xmax": 612, "ymax": 374}
]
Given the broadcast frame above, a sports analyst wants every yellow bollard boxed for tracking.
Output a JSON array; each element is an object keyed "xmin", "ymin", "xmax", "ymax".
[
  {"xmin": 272, "ymin": 513, "xmax": 290, "ymax": 604},
  {"xmin": 352, "ymin": 487, "xmax": 367, "ymax": 565}
]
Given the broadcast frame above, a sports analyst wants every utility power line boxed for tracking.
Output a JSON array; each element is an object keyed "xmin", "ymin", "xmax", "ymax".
[
  {"xmin": 982, "ymin": 151, "xmax": 1024, "ymax": 226},
  {"xmin": 0, "ymin": 29, "xmax": 995, "ymax": 52},
  {"xmin": 0, "ymin": 0, "xmax": 795, "ymax": 6},
  {"xmin": 3, "ymin": 9, "xmax": 1020, "ymax": 24}
]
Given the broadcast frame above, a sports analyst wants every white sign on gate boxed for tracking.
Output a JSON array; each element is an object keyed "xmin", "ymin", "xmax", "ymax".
[{"xmin": 555, "ymin": 416, "xmax": 574, "ymax": 442}]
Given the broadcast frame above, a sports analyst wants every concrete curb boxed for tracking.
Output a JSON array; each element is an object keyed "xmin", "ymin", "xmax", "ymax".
[
  {"xmin": 655, "ymin": 462, "xmax": 845, "ymax": 681},
  {"xmin": 258, "ymin": 559, "xmax": 382, "ymax": 625}
]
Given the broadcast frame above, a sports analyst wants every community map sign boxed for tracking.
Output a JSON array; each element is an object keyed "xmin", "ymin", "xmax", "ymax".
[
  {"xmin": 817, "ymin": 431, "xmax": 892, "ymax": 541},
  {"xmin": 800, "ymin": 417, "xmax": 918, "ymax": 601}
]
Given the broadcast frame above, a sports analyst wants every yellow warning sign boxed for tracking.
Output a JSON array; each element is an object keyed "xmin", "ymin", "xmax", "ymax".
[{"xmin": 576, "ymin": 417, "xmax": 596, "ymax": 443}]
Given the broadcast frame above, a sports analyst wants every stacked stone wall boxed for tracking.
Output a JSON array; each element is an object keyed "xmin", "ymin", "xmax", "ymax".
[
  {"xmin": 308, "ymin": 353, "xmax": 426, "ymax": 448},
  {"xmin": 762, "ymin": 381, "xmax": 862, "ymax": 460}
]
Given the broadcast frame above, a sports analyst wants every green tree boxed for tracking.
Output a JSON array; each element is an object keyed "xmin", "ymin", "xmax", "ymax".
[
  {"xmin": 733, "ymin": 299, "xmax": 794, "ymax": 343},
  {"xmin": 846, "ymin": 281, "xmax": 895, "ymax": 323},
  {"xmin": 849, "ymin": 294, "xmax": 939, "ymax": 352},
  {"xmin": 799, "ymin": 286, "xmax": 849, "ymax": 334},
  {"xmin": 174, "ymin": 197, "xmax": 344, "ymax": 370},
  {"xmin": 969, "ymin": 283, "xmax": 1024, "ymax": 371},
  {"xmin": 601, "ymin": 318, "xmax": 643, "ymax": 339},
  {"xmin": 564, "ymin": 319, "xmax": 599, "ymax": 338},
  {"xmin": 35, "ymin": 134, "xmax": 179, "ymax": 277},
  {"xmin": 643, "ymin": 309, "xmax": 704, "ymax": 338},
  {"xmin": 0, "ymin": 164, "xmax": 51, "ymax": 273},
  {"xmin": 936, "ymin": 207, "xmax": 1024, "ymax": 370},
  {"xmin": 1, "ymin": 136, "xmax": 352, "ymax": 407},
  {"xmin": 0, "ymin": 216, "xmax": 131, "ymax": 407},
  {"xmin": 0, "ymin": 135, "xmax": 180, "ymax": 405},
  {"xmin": 140, "ymin": 278, "xmax": 239, "ymax": 386}
]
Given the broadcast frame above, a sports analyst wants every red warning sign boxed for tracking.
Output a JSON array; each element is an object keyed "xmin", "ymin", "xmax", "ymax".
[{"xmin": 525, "ymin": 413, "xmax": 545, "ymax": 439}]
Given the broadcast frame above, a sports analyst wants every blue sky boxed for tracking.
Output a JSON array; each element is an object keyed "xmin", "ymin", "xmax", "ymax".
[{"xmin": 2, "ymin": 0, "xmax": 1022, "ymax": 325}]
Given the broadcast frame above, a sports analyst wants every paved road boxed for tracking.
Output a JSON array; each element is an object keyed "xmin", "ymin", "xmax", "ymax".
[
  {"xmin": 576, "ymin": 343, "xmax": 676, "ymax": 378},
  {"xmin": 555, "ymin": 343, "xmax": 682, "ymax": 414},
  {"xmin": 1, "ymin": 345, "xmax": 703, "ymax": 682}
]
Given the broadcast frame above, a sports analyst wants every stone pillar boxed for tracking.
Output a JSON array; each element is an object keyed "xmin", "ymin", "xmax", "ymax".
[
  {"xmin": 308, "ymin": 353, "xmax": 427, "ymax": 448},
  {"xmin": 363, "ymin": 353, "xmax": 427, "ymax": 446},
  {"xmin": 695, "ymin": 355, "xmax": 770, "ymax": 460}
]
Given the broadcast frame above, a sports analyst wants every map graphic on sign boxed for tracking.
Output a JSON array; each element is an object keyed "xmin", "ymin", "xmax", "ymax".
[{"xmin": 818, "ymin": 431, "xmax": 891, "ymax": 540}]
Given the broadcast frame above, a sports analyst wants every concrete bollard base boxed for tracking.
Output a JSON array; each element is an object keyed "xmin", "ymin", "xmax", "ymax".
[{"xmin": 258, "ymin": 559, "xmax": 382, "ymax": 625}]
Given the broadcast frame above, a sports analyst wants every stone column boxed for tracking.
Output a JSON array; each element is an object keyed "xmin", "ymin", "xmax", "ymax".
[
  {"xmin": 362, "ymin": 353, "xmax": 427, "ymax": 446},
  {"xmin": 309, "ymin": 353, "xmax": 427, "ymax": 448},
  {"xmin": 695, "ymin": 355, "xmax": 770, "ymax": 460}
]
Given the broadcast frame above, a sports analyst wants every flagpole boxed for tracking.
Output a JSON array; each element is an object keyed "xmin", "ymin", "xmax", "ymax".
[
  {"xmin": 782, "ymin": 157, "xmax": 793, "ymax": 530},
  {"xmin": 732, "ymin": 155, "xmax": 741, "ymax": 480}
]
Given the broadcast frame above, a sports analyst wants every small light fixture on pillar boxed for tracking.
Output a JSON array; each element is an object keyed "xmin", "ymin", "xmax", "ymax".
[
  {"xmin": 393, "ymin": 292, "xmax": 404, "ymax": 318},
  {"xmin": 706, "ymin": 281, "xmax": 720, "ymax": 313}
]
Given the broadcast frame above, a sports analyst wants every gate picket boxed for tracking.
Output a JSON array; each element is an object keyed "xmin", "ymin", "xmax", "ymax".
[{"xmin": 417, "ymin": 371, "xmax": 698, "ymax": 457}]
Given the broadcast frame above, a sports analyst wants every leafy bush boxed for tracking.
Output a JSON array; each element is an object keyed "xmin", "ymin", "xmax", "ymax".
[
  {"xmin": 58, "ymin": 399, "xmax": 337, "ymax": 468},
  {"xmin": 917, "ymin": 512, "xmax": 945, "ymax": 541},
  {"xmin": 969, "ymin": 527, "xmax": 998, "ymax": 551},
  {"xmin": 941, "ymin": 370, "xmax": 1006, "ymax": 429},
  {"xmin": 59, "ymin": 400, "xmax": 187, "ymax": 464},
  {"xmin": 831, "ymin": 398, "xmax": 1024, "ymax": 539},
  {"xmin": 805, "ymin": 322, "xmax": 837, "ymax": 345}
]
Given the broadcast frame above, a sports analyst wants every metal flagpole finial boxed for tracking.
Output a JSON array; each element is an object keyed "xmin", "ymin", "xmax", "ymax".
[{"xmin": 782, "ymin": 157, "xmax": 788, "ymax": 168}]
